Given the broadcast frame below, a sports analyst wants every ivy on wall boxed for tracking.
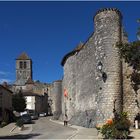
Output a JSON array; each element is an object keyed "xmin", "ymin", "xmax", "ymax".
[
  {"xmin": 117, "ymin": 41, "xmax": 140, "ymax": 71},
  {"xmin": 116, "ymin": 19, "xmax": 140, "ymax": 107}
]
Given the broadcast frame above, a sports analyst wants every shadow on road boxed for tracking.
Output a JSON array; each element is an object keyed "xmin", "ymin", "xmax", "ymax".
[
  {"xmin": 0, "ymin": 133, "xmax": 40, "ymax": 139},
  {"xmin": 24, "ymin": 121, "xmax": 35, "ymax": 124},
  {"xmin": 128, "ymin": 136, "xmax": 134, "ymax": 139},
  {"xmin": 22, "ymin": 126, "xmax": 30, "ymax": 131}
]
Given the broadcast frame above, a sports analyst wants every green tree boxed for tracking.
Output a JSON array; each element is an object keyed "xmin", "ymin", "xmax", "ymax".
[
  {"xmin": 116, "ymin": 19, "xmax": 140, "ymax": 107},
  {"xmin": 116, "ymin": 19, "xmax": 140, "ymax": 72},
  {"xmin": 12, "ymin": 90, "xmax": 26, "ymax": 112}
]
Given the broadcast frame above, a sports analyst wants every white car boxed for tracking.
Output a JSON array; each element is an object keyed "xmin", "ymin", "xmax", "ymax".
[
  {"xmin": 20, "ymin": 111, "xmax": 28, "ymax": 116},
  {"xmin": 39, "ymin": 112, "xmax": 46, "ymax": 117}
]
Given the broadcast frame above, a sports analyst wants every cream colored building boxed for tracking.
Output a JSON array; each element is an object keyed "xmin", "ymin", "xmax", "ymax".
[{"xmin": 26, "ymin": 96, "xmax": 35, "ymax": 110}]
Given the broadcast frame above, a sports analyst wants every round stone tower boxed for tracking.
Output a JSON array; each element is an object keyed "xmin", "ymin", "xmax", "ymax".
[
  {"xmin": 94, "ymin": 8, "xmax": 123, "ymax": 124},
  {"xmin": 52, "ymin": 80, "xmax": 62, "ymax": 119}
]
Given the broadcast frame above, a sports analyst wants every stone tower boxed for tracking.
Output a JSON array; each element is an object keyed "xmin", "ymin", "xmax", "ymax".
[
  {"xmin": 15, "ymin": 52, "xmax": 32, "ymax": 86},
  {"xmin": 50, "ymin": 80, "xmax": 62, "ymax": 119},
  {"xmin": 61, "ymin": 8, "xmax": 124, "ymax": 127},
  {"xmin": 94, "ymin": 8, "xmax": 123, "ymax": 123}
]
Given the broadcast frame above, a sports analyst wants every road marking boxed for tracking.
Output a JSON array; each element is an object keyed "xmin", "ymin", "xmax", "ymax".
[
  {"xmin": 10, "ymin": 126, "xmax": 17, "ymax": 132},
  {"xmin": 67, "ymin": 128, "xmax": 79, "ymax": 140},
  {"xmin": 50, "ymin": 118, "xmax": 79, "ymax": 139}
]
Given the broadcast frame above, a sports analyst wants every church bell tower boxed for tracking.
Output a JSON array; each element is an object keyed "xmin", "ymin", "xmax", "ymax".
[{"xmin": 15, "ymin": 52, "xmax": 32, "ymax": 85}]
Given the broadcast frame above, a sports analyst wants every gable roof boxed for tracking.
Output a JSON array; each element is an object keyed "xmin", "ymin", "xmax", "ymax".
[
  {"xmin": 16, "ymin": 52, "xmax": 31, "ymax": 60},
  {"xmin": 0, "ymin": 85, "xmax": 13, "ymax": 94}
]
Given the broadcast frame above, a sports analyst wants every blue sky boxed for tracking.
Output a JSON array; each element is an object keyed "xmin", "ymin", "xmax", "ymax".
[{"xmin": 0, "ymin": 1, "xmax": 140, "ymax": 84}]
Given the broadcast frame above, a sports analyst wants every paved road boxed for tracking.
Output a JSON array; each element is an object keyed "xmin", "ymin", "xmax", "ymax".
[
  {"xmin": 0, "ymin": 117, "xmax": 76, "ymax": 139},
  {"xmin": 30, "ymin": 117, "xmax": 76, "ymax": 139}
]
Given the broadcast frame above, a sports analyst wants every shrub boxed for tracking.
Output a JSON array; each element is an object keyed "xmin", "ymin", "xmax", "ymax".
[
  {"xmin": 16, "ymin": 119, "xmax": 24, "ymax": 127},
  {"xmin": 96, "ymin": 124, "xmax": 103, "ymax": 131},
  {"xmin": 99, "ymin": 112, "xmax": 131, "ymax": 139}
]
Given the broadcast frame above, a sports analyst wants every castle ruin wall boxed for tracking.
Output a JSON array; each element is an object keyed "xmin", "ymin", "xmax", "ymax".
[{"xmin": 62, "ymin": 8, "xmax": 124, "ymax": 127}]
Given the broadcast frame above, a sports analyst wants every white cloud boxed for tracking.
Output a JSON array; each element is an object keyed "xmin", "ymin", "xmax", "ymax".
[
  {"xmin": 0, "ymin": 71, "xmax": 11, "ymax": 76},
  {"xmin": 0, "ymin": 71, "xmax": 7, "ymax": 75},
  {"xmin": 0, "ymin": 79, "xmax": 12, "ymax": 84}
]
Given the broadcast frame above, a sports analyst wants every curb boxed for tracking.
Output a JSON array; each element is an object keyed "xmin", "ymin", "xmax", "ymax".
[{"xmin": 10, "ymin": 124, "xmax": 32, "ymax": 135}]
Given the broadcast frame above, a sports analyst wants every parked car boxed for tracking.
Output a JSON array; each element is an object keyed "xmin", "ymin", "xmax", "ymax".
[
  {"xmin": 30, "ymin": 113, "xmax": 39, "ymax": 120},
  {"xmin": 21, "ymin": 114, "xmax": 32, "ymax": 124},
  {"xmin": 39, "ymin": 112, "xmax": 47, "ymax": 117},
  {"xmin": 27, "ymin": 110, "xmax": 39, "ymax": 120},
  {"xmin": 20, "ymin": 111, "xmax": 28, "ymax": 116}
]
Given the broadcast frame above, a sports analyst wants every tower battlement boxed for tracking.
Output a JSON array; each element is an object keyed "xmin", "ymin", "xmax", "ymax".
[{"xmin": 94, "ymin": 8, "xmax": 122, "ymax": 20}]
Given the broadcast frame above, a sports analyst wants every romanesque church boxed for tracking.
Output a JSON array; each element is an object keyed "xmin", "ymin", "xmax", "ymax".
[{"xmin": 11, "ymin": 52, "xmax": 51, "ymax": 115}]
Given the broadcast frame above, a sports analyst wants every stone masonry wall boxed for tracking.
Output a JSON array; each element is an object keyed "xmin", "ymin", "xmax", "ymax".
[
  {"xmin": 94, "ymin": 9, "xmax": 123, "ymax": 124},
  {"xmin": 123, "ymin": 62, "xmax": 138, "ymax": 123},
  {"xmin": 62, "ymin": 55, "xmax": 77, "ymax": 118},
  {"xmin": 15, "ymin": 59, "xmax": 32, "ymax": 85},
  {"xmin": 62, "ymin": 34, "xmax": 97, "ymax": 127},
  {"xmin": 122, "ymin": 32, "xmax": 139, "ymax": 123},
  {"xmin": 50, "ymin": 80, "xmax": 62, "ymax": 120},
  {"xmin": 62, "ymin": 8, "xmax": 123, "ymax": 127}
]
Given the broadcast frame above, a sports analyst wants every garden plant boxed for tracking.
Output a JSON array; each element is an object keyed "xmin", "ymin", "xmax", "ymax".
[{"xmin": 98, "ymin": 112, "xmax": 131, "ymax": 139}]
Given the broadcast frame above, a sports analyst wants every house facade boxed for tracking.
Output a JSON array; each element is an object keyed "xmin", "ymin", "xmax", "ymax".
[{"xmin": 0, "ymin": 84, "xmax": 13, "ymax": 123}]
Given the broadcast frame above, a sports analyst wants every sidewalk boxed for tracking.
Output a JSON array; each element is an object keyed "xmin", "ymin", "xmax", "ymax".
[
  {"xmin": 50, "ymin": 119, "xmax": 140, "ymax": 139},
  {"xmin": 0, "ymin": 122, "xmax": 32, "ymax": 137},
  {"xmin": 50, "ymin": 119, "xmax": 98, "ymax": 139},
  {"xmin": 129, "ymin": 128, "xmax": 140, "ymax": 139}
]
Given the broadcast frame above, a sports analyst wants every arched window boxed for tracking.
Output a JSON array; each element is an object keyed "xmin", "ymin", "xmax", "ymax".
[
  {"xmin": 19, "ymin": 61, "xmax": 23, "ymax": 69},
  {"xmin": 24, "ymin": 62, "xmax": 27, "ymax": 69}
]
